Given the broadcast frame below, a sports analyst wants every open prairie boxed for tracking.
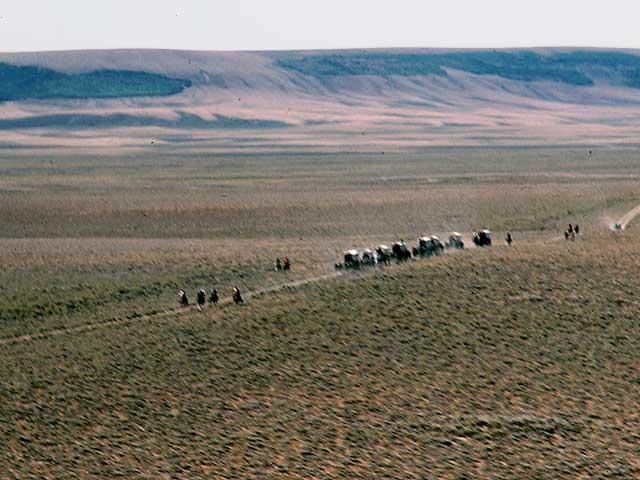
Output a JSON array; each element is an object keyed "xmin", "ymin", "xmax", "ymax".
[
  {"xmin": 1, "ymin": 146, "xmax": 638, "ymax": 338},
  {"xmin": 1, "ymin": 144, "xmax": 640, "ymax": 478},
  {"xmin": 3, "ymin": 47, "xmax": 640, "ymax": 478}
]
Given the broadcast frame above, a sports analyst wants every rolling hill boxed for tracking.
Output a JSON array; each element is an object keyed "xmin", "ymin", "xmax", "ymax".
[
  {"xmin": 2, "ymin": 48, "xmax": 640, "ymax": 150},
  {"xmin": 0, "ymin": 62, "xmax": 191, "ymax": 101}
]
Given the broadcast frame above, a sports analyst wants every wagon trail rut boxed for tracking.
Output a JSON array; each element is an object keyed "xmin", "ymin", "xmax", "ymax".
[
  {"xmin": 617, "ymin": 203, "xmax": 640, "ymax": 229},
  {"xmin": 0, "ymin": 272, "xmax": 341, "ymax": 347},
  {"xmin": 3, "ymin": 200, "xmax": 640, "ymax": 347}
]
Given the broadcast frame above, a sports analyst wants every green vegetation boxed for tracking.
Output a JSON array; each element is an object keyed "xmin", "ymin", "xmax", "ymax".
[
  {"xmin": 0, "ymin": 147, "xmax": 638, "ymax": 340},
  {"xmin": 554, "ymin": 50, "xmax": 640, "ymax": 88},
  {"xmin": 1, "ymin": 146, "xmax": 640, "ymax": 477},
  {"xmin": 0, "ymin": 63, "xmax": 191, "ymax": 101},
  {"xmin": 279, "ymin": 53, "xmax": 447, "ymax": 77},
  {"xmin": 0, "ymin": 113, "xmax": 288, "ymax": 130},
  {"xmin": 2, "ymin": 235, "xmax": 639, "ymax": 478},
  {"xmin": 278, "ymin": 50, "xmax": 640, "ymax": 87}
]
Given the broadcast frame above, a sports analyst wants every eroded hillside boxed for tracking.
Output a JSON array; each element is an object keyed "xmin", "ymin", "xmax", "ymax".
[{"xmin": 2, "ymin": 49, "xmax": 640, "ymax": 150}]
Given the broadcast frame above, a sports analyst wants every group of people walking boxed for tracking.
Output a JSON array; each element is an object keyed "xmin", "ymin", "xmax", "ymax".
[
  {"xmin": 178, "ymin": 286, "xmax": 244, "ymax": 309},
  {"xmin": 564, "ymin": 223, "xmax": 580, "ymax": 240},
  {"xmin": 174, "ymin": 223, "xmax": 581, "ymax": 312},
  {"xmin": 177, "ymin": 258, "xmax": 293, "ymax": 310},
  {"xmin": 275, "ymin": 257, "xmax": 291, "ymax": 272}
]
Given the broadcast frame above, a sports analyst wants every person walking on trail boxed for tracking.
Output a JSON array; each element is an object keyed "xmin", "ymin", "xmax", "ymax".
[
  {"xmin": 275, "ymin": 258, "xmax": 282, "ymax": 271},
  {"xmin": 506, "ymin": 231, "xmax": 513, "ymax": 246},
  {"xmin": 574, "ymin": 224, "xmax": 580, "ymax": 236},
  {"xmin": 178, "ymin": 289, "xmax": 189, "ymax": 307},
  {"xmin": 232, "ymin": 287, "xmax": 244, "ymax": 304},
  {"xmin": 210, "ymin": 288, "xmax": 219, "ymax": 305},
  {"xmin": 564, "ymin": 224, "xmax": 575, "ymax": 241},
  {"xmin": 197, "ymin": 289, "xmax": 206, "ymax": 309},
  {"xmin": 283, "ymin": 257, "xmax": 291, "ymax": 271}
]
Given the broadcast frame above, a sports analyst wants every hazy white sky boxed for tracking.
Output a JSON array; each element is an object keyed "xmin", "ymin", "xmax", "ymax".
[{"xmin": 1, "ymin": 0, "xmax": 640, "ymax": 52}]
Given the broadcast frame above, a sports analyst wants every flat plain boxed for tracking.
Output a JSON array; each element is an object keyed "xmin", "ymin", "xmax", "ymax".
[{"xmin": 1, "ymin": 145, "xmax": 640, "ymax": 478}]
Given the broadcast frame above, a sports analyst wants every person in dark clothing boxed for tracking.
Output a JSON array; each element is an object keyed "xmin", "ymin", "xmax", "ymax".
[
  {"xmin": 574, "ymin": 224, "xmax": 580, "ymax": 236},
  {"xmin": 506, "ymin": 231, "xmax": 513, "ymax": 246},
  {"xmin": 232, "ymin": 287, "xmax": 244, "ymax": 304},
  {"xmin": 283, "ymin": 257, "xmax": 291, "ymax": 271},
  {"xmin": 567, "ymin": 224, "xmax": 573, "ymax": 234},
  {"xmin": 275, "ymin": 258, "xmax": 282, "ymax": 271},
  {"xmin": 179, "ymin": 289, "xmax": 189, "ymax": 307},
  {"xmin": 210, "ymin": 288, "xmax": 219, "ymax": 305},
  {"xmin": 197, "ymin": 289, "xmax": 206, "ymax": 309}
]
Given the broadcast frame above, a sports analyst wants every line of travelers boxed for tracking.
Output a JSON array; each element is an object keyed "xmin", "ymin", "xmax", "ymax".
[
  {"xmin": 177, "ymin": 258, "xmax": 293, "ymax": 309},
  {"xmin": 564, "ymin": 223, "xmax": 580, "ymax": 240},
  {"xmin": 274, "ymin": 257, "xmax": 291, "ymax": 272},
  {"xmin": 178, "ymin": 286, "xmax": 244, "ymax": 309}
]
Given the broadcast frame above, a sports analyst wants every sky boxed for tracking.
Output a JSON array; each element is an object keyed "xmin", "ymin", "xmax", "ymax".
[{"xmin": 1, "ymin": 0, "xmax": 640, "ymax": 52}]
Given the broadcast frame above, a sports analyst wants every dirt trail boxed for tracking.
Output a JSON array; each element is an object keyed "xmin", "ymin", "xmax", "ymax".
[
  {"xmin": 4, "ymin": 200, "xmax": 640, "ymax": 347},
  {"xmin": 617, "ymin": 203, "xmax": 640, "ymax": 229},
  {"xmin": 0, "ymin": 272, "xmax": 341, "ymax": 347}
]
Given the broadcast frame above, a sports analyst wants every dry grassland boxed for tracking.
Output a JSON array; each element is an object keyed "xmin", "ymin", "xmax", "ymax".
[
  {"xmin": 2, "ymin": 233, "xmax": 639, "ymax": 478},
  {"xmin": 1, "ymin": 146, "xmax": 639, "ymax": 478},
  {"xmin": 1, "ymin": 147, "xmax": 638, "ymax": 339}
]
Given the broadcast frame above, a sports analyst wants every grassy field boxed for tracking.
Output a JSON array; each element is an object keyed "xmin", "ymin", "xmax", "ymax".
[
  {"xmin": 1, "ymin": 146, "xmax": 639, "ymax": 339},
  {"xmin": 2, "ymin": 233, "xmax": 640, "ymax": 478},
  {"xmin": 1, "ymin": 146, "xmax": 640, "ymax": 477}
]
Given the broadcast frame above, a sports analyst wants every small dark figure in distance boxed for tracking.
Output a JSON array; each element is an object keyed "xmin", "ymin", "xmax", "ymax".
[
  {"xmin": 178, "ymin": 289, "xmax": 189, "ymax": 307},
  {"xmin": 210, "ymin": 288, "xmax": 219, "ymax": 305},
  {"xmin": 574, "ymin": 224, "xmax": 580, "ymax": 236},
  {"xmin": 275, "ymin": 257, "xmax": 282, "ymax": 271},
  {"xmin": 283, "ymin": 257, "xmax": 291, "ymax": 271},
  {"xmin": 506, "ymin": 231, "xmax": 513, "ymax": 246},
  {"xmin": 197, "ymin": 289, "xmax": 206, "ymax": 309},
  {"xmin": 565, "ymin": 224, "xmax": 575, "ymax": 240},
  {"xmin": 232, "ymin": 287, "xmax": 244, "ymax": 304}
]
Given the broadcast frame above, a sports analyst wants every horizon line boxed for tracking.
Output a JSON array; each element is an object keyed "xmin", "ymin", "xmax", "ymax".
[{"xmin": 2, "ymin": 45, "xmax": 640, "ymax": 56}]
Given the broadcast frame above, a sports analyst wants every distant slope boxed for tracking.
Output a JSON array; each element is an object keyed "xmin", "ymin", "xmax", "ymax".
[
  {"xmin": 0, "ymin": 62, "xmax": 191, "ymax": 101},
  {"xmin": 2, "ymin": 48, "xmax": 640, "ymax": 149},
  {"xmin": 277, "ymin": 50, "xmax": 640, "ymax": 88},
  {"xmin": 0, "ymin": 112, "xmax": 287, "ymax": 130}
]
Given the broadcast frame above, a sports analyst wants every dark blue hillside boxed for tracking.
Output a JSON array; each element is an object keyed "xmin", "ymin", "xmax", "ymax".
[
  {"xmin": 278, "ymin": 50, "xmax": 640, "ymax": 88},
  {"xmin": 0, "ymin": 63, "xmax": 191, "ymax": 101},
  {"xmin": 0, "ymin": 113, "xmax": 288, "ymax": 130}
]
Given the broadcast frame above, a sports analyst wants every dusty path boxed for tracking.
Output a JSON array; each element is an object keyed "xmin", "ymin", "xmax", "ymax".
[
  {"xmin": 0, "ymin": 272, "xmax": 341, "ymax": 347},
  {"xmin": 617, "ymin": 203, "xmax": 640, "ymax": 229},
  {"xmin": 4, "ymin": 199, "xmax": 640, "ymax": 347}
]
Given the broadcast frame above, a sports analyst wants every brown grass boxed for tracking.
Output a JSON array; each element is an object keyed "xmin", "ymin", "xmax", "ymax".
[
  {"xmin": 1, "ymin": 146, "xmax": 640, "ymax": 478},
  {"xmin": 2, "ymin": 233, "xmax": 640, "ymax": 478},
  {"xmin": 1, "ymin": 147, "xmax": 639, "ymax": 338}
]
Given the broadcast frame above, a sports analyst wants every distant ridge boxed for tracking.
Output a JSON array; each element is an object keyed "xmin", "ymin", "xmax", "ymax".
[
  {"xmin": 0, "ymin": 62, "xmax": 191, "ymax": 101},
  {"xmin": 2, "ymin": 48, "xmax": 640, "ymax": 150},
  {"xmin": 280, "ymin": 51, "xmax": 608, "ymax": 86}
]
